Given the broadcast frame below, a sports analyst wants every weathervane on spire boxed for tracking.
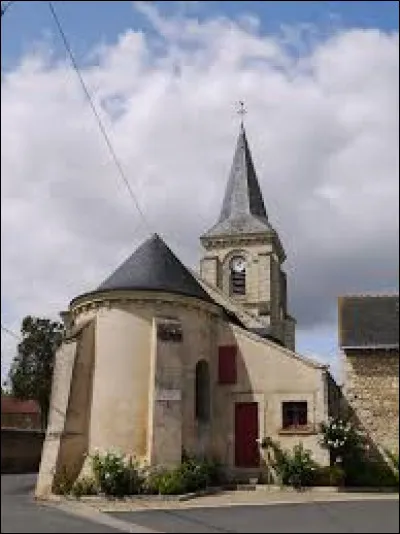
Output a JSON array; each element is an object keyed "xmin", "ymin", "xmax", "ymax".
[{"xmin": 237, "ymin": 100, "xmax": 247, "ymax": 125}]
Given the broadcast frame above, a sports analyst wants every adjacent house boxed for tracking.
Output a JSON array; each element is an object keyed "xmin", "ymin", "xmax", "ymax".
[
  {"xmin": 339, "ymin": 294, "xmax": 399, "ymax": 454},
  {"xmin": 1, "ymin": 397, "xmax": 41, "ymax": 430}
]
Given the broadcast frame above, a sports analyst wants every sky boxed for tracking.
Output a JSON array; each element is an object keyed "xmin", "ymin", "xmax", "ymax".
[{"xmin": 1, "ymin": 1, "xmax": 399, "ymax": 383}]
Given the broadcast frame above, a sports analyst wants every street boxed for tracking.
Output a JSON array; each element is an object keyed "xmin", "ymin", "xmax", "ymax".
[
  {"xmin": 2, "ymin": 474, "xmax": 399, "ymax": 533},
  {"xmin": 110, "ymin": 499, "xmax": 400, "ymax": 533}
]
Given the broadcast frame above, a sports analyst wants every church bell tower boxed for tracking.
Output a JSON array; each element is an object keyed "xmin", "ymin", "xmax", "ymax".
[{"xmin": 200, "ymin": 120, "xmax": 296, "ymax": 350}]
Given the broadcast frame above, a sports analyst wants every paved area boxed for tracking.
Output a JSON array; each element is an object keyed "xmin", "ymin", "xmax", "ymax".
[
  {"xmin": 1, "ymin": 475, "xmax": 124, "ymax": 533},
  {"xmin": 110, "ymin": 500, "xmax": 400, "ymax": 533},
  {"xmin": 1, "ymin": 474, "xmax": 399, "ymax": 533},
  {"xmin": 89, "ymin": 487, "xmax": 400, "ymax": 512}
]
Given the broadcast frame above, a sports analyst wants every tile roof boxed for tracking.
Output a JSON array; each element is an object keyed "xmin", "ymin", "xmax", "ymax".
[
  {"xmin": 1, "ymin": 397, "xmax": 40, "ymax": 414},
  {"xmin": 339, "ymin": 295, "xmax": 399, "ymax": 349}
]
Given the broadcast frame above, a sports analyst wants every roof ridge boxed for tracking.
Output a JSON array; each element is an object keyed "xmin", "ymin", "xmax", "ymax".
[{"xmin": 232, "ymin": 324, "xmax": 328, "ymax": 369}]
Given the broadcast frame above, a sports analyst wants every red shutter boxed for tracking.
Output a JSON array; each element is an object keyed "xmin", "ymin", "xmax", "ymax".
[{"xmin": 218, "ymin": 345, "xmax": 237, "ymax": 384}]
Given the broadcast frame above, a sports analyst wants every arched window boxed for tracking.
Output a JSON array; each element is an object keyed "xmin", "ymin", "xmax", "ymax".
[
  {"xmin": 195, "ymin": 360, "xmax": 210, "ymax": 422},
  {"xmin": 229, "ymin": 256, "xmax": 246, "ymax": 295}
]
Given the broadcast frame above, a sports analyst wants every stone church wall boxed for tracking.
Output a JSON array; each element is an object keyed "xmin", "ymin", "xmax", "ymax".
[{"xmin": 343, "ymin": 349, "xmax": 399, "ymax": 454}]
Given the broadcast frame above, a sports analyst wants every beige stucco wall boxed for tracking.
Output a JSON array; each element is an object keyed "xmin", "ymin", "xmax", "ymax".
[
  {"xmin": 147, "ymin": 317, "xmax": 184, "ymax": 467},
  {"xmin": 38, "ymin": 287, "xmax": 330, "ymax": 495},
  {"xmin": 212, "ymin": 323, "xmax": 330, "ymax": 467},
  {"xmin": 70, "ymin": 291, "xmax": 222, "ymax": 468},
  {"xmin": 343, "ymin": 349, "xmax": 399, "ymax": 454},
  {"xmin": 55, "ymin": 320, "xmax": 95, "ymax": 482},
  {"xmin": 88, "ymin": 305, "xmax": 152, "ymax": 458},
  {"xmin": 35, "ymin": 339, "xmax": 78, "ymax": 497},
  {"xmin": 36, "ymin": 320, "xmax": 95, "ymax": 497}
]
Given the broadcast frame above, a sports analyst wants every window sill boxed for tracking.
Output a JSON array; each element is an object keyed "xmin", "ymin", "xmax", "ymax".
[{"xmin": 278, "ymin": 427, "xmax": 317, "ymax": 436}]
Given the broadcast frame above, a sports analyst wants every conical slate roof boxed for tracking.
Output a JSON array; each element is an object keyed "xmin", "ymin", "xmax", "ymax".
[
  {"xmin": 96, "ymin": 233, "xmax": 214, "ymax": 303},
  {"xmin": 203, "ymin": 123, "xmax": 273, "ymax": 237}
]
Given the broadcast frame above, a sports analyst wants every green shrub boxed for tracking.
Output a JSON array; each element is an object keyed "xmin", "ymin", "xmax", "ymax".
[
  {"xmin": 202, "ymin": 458, "xmax": 225, "ymax": 486},
  {"xmin": 285, "ymin": 443, "xmax": 318, "ymax": 488},
  {"xmin": 141, "ymin": 466, "xmax": 168, "ymax": 495},
  {"xmin": 71, "ymin": 476, "xmax": 98, "ymax": 498},
  {"xmin": 261, "ymin": 439, "xmax": 317, "ymax": 489},
  {"xmin": 90, "ymin": 450, "xmax": 143, "ymax": 497},
  {"xmin": 178, "ymin": 459, "xmax": 207, "ymax": 492},
  {"xmin": 312, "ymin": 465, "xmax": 345, "ymax": 487},
  {"xmin": 178, "ymin": 457, "xmax": 224, "ymax": 491},
  {"xmin": 320, "ymin": 417, "xmax": 365, "ymax": 465},
  {"xmin": 157, "ymin": 470, "xmax": 186, "ymax": 495},
  {"xmin": 141, "ymin": 457, "xmax": 223, "ymax": 496}
]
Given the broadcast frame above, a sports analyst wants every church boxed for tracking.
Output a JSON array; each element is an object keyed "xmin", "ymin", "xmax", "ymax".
[{"xmin": 36, "ymin": 122, "xmax": 337, "ymax": 497}]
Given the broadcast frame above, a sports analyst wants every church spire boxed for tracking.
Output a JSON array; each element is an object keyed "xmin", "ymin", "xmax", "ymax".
[{"xmin": 203, "ymin": 122, "xmax": 272, "ymax": 238}]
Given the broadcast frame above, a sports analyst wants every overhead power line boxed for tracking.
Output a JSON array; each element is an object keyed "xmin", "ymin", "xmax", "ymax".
[
  {"xmin": 1, "ymin": 324, "xmax": 21, "ymax": 341},
  {"xmin": 47, "ymin": 1, "xmax": 152, "ymax": 234}
]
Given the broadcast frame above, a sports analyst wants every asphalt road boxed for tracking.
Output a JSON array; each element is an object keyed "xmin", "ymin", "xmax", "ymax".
[
  {"xmin": 2, "ymin": 474, "xmax": 399, "ymax": 533},
  {"xmin": 1, "ymin": 474, "xmax": 121, "ymax": 533},
  {"xmin": 111, "ymin": 500, "xmax": 400, "ymax": 533}
]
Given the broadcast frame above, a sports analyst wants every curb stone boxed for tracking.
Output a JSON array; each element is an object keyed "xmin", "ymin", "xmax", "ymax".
[
  {"xmin": 40, "ymin": 488, "xmax": 399, "ymax": 520},
  {"xmin": 75, "ymin": 486, "xmax": 221, "ymax": 503},
  {"xmin": 43, "ymin": 483, "xmax": 398, "ymax": 505}
]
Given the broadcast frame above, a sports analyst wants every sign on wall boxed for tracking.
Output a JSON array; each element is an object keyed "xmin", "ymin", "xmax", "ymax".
[{"xmin": 156, "ymin": 389, "xmax": 181, "ymax": 402}]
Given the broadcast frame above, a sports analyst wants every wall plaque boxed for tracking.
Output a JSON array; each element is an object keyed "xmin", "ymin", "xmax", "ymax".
[{"xmin": 156, "ymin": 389, "xmax": 181, "ymax": 402}]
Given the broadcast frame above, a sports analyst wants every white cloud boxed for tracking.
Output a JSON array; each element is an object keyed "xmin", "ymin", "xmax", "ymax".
[{"xmin": 1, "ymin": 5, "xmax": 398, "ymax": 380}]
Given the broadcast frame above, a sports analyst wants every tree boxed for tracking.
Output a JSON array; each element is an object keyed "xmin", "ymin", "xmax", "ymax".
[{"xmin": 9, "ymin": 316, "xmax": 64, "ymax": 428}]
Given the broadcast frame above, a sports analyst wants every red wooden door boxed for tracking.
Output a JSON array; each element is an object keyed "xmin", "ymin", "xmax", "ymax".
[{"xmin": 234, "ymin": 402, "xmax": 260, "ymax": 467}]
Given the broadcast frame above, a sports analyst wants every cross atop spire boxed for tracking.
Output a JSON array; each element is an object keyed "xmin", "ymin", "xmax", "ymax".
[{"xmin": 237, "ymin": 101, "xmax": 247, "ymax": 124}]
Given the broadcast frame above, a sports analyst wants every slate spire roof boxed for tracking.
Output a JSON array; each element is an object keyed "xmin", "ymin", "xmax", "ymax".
[
  {"xmin": 96, "ymin": 233, "xmax": 213, "ymax": 303},
  {"xmin": 203, "ymin": 123, "xmax": 273, "ymax": 237}
]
